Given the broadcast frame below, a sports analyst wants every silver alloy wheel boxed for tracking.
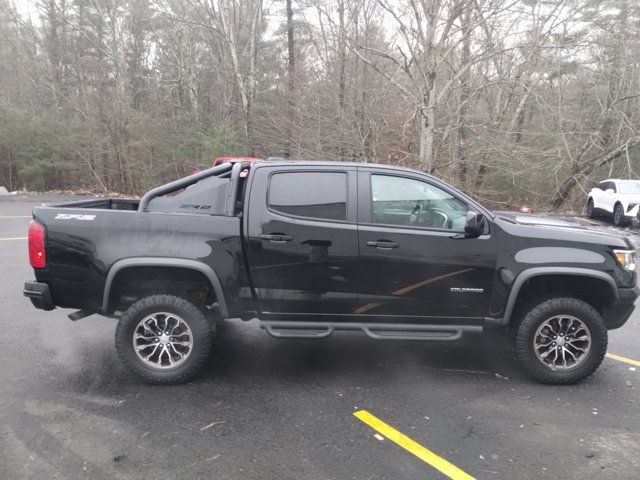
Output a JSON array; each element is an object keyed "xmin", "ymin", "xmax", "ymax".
[
  {"xmin": 534, "ymin": 315, "xmax": 591, "ymax": 371},
  {"xmin": 132, "ymin": 312, "xmax": 193, "ymax": 369}
]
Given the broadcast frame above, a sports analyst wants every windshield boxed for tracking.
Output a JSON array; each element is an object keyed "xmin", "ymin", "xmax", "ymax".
[{"xmin": 618, "ymin": 181, "xmax": 640, "ymax": 194}]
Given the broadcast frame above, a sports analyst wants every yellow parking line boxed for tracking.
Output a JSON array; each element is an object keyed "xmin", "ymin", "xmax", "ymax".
[
  {"xmin": 354, "ymin": 410, "xmax": 475, "ymax": 480},
  {"xmin": 0, "ymin": 237, "xmax": 27, "ymax": 241},
  {"xmin": 606, "ymin": 353, "xmax": 640, "ymax": 367}
]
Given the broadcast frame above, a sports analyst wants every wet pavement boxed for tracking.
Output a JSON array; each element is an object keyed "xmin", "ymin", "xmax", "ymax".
[{"xmin": 1, "ymin": 195, "xmax": 640, "ymax": 479}]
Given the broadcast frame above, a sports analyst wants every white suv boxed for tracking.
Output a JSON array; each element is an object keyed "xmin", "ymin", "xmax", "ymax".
[{"xmin": 587, "ymin": 179, "xmax": 640, "ymax": 226}]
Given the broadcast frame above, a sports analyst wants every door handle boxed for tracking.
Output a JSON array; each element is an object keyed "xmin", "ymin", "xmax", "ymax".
[
  {"xmin": 259, "ymin": 234, "xmax": 293, "ymax": 243},
  {"xmin": 366, "ymin": 240, "xmax": 399, "ymax": 249}
]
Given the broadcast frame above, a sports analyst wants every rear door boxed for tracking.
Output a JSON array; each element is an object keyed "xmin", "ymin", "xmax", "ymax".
[
  {"xmin": 355, "ymin": 168, "xmax": 496, "ymax": 322},
  {"xmin": 245, "ymin": 165, "xmax": 359, "ymax": 320}
]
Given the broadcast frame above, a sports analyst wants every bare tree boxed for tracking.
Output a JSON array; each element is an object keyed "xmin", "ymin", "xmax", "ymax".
[{"xmin": 0, "ymin": 0, "xmax": 639, "ymax": 215}]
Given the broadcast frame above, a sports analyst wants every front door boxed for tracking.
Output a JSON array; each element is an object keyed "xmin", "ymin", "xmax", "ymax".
[
  {"xmin": 245, "ymin": 166, "xmax": 359, "ymax": 320},
  {"xmin": 355, "ymin": 170, "xmax": 496, "ymax": 322}
]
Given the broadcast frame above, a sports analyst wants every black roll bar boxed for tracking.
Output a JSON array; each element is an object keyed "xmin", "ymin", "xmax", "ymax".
[
  {"xmin": 224, "ymin": 162, "xmax": 252, "ymax": 215},
  {"xmin": 138, "ymin": 163, "xmax": 234, "ymax": 212}
]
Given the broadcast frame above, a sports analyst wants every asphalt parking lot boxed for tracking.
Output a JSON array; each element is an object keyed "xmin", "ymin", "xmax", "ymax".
[{"xmin": 1, "ymin": 195, "xmax": 640, "ymax": 480}]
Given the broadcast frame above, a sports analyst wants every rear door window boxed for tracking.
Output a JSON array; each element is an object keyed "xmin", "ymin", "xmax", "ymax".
[{"xmin": 268, "ymin": 172, "xmax": 347, "ymax": 221}]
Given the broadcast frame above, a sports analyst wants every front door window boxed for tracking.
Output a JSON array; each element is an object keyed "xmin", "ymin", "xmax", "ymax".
[{"xmin": 370, "ymin": 175, "xmax": 468, "ymax": 231}]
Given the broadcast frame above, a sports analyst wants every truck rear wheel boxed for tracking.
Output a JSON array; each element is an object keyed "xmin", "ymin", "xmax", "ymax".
[
  {"xmin": 115, "ymin": 294, "xmax": 213, "ymax": 384},
  {"xmin": 513, "ymin": 297, "xmax": 607, "ymax": 384}
]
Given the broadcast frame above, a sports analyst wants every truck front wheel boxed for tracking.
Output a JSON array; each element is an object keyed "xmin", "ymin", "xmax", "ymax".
[
  {"xmin": 115, "ymin": 294, "xmax": 213, "ymax": 384},
  {"xmin": 513, "ymin": 297, "xmax": 607, "ymax": 384}
]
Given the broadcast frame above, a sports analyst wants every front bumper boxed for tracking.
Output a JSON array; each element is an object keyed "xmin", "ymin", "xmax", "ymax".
[
  {"xmin": 602, "ymin": 285, "xmax": 640, "ymax": 330},
  {"xmin": 23, "ymin": 281, "xmax": 55, "ymax": 311},
  {"xmin": 625, "ymin": 203, "xmax": 640, "ymax": 219}
]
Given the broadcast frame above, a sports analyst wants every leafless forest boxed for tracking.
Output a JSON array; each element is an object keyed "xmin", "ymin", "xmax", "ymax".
[{"xmin": 0, "ymin": 0, "xmax": 639, "ymax": 210}]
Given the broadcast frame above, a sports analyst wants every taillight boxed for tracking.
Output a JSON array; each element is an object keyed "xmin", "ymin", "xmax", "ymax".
[{"xmin": 28, "ymin": 220, "xmax": 47, "ymax": 269}]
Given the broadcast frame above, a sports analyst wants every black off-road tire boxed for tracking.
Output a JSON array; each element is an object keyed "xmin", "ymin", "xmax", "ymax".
[
  {"xmin": 614, "ymin": 203, "xmax": 627, "ymax": 227},
  {"xmin": 513, "ymin": 297, "xmax": 607, "ymax": 385},
  {"xmin": 586, "ymin": 198, "xmax": 595, "ymax": 218},
  {"xmin": 115, "ymin": 294, "xmax": 213, "ymax": 384}
]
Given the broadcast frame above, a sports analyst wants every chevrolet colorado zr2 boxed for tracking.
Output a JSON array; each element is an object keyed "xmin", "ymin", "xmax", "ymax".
[{"xmin": 24, "ymin": 161, "xmax": 639, "ymax": 384}]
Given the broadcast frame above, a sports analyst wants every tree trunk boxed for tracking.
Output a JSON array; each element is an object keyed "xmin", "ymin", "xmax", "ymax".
[
  {"xmin": 337, "ymin": 0, "xmax": 346, "ymax": 160},
  {"xmin": 418, "ymin": 72, "xmax": 436, "ymax": 172},
  {"xmin": 456, "ymin": 1, "xmax": 472, "ymax": 185},
  {"xmin": 218, "ymin": 0, "xmax": 250, "ymax": 138},
  {"xmin": 285, "ymin": 0, "xmax": 295, "ymax": 157},
  {"xmin": 247, "ymin": 0, "xmax": 262, "ymax": 153}
]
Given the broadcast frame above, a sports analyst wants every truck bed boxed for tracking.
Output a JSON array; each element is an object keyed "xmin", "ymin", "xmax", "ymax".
[
  {"xmin": 31, "ymin": 204, "xmax": 245, "ymax": 315},
  {"xmin": 55, "ymin": 198, "xmax": 140, "ymax": 211},
  {"xmin": 29, "ymin": 163, "xmax": 249, "ymax": 315}
]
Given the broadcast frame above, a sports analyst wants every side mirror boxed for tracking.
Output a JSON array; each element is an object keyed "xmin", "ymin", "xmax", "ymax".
[
  {"xmin": 605, "ymin": 189, "xmax": 614, "ymax": 194},
  {"xmin": 464, "ymin": 211, "xmax": 485, "ymax": 238}
]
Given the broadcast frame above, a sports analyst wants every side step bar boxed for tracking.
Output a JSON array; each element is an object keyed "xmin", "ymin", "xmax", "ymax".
[
  {"xmin": 260, "ymin": 321, "xmax": 481, "ymax": 341},
  {"xmin": 68, "ymin": 310, "xmax": 94, "ymax": 321}
]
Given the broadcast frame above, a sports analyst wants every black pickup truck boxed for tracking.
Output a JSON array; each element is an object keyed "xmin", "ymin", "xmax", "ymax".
[{"xmin": 24, "ymin": 161, "xmax": 639, "ymax": 384}]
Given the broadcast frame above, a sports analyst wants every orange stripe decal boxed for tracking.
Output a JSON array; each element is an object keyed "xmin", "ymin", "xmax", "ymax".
[
  {"xmin": 391, "ymin": 268, "xmax": 475, "ymax": 296},
  {"xmin": 353, "ymin": 268, "xmax": 475, "ymax": 314}
]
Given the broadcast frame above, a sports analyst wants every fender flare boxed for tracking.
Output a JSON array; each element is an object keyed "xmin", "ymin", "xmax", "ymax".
[
  {"xmin": 102, "ymin": 257, "xmax": 229, "ymax": 318},
  {"xmin": 502, "ymin": 266, "xmax": 618, "ymax": 325}
]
